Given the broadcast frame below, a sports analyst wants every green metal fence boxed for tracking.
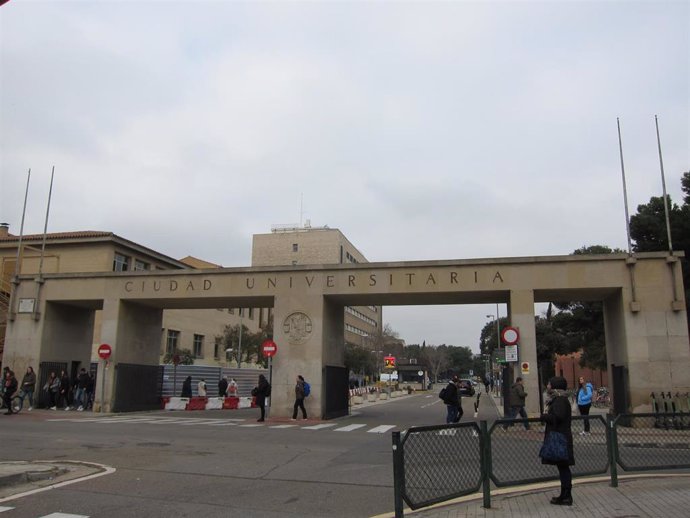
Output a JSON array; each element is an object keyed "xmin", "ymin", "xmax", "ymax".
[{"xmin": 392, "ymin": 413, "xmax": 690, "ymax": 517}]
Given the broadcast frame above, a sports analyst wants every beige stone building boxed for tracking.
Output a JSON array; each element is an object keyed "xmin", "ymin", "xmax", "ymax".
[
  {"xmin": 0, "ymin": 224, "xmax": 262, "ymax": 367},
  {"xmin": 252, "ymin": 224, "xmax": 383, "ymax": 346}
]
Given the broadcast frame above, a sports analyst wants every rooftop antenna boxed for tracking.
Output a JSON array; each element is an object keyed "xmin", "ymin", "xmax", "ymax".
[{"xmin": 299, "ymin": 192, "xmax": 304, "ymax": 228}]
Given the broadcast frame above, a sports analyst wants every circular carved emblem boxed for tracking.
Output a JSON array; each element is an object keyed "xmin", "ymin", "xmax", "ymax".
[{"xmin": 283, "ymin": 312, "xmax": 313, "ymax": 345}]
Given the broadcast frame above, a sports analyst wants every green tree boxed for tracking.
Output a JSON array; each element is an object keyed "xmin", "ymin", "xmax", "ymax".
[
  {"xmin": 629, "ymin": 172, "xmax": 690, "ymax": 332},
  {"xmin": 162, "ymin": 348, "xmax": 194, "ymax": 365},
  {"xmin": 216, "ymin": 322, "xmax": 273, "ymax": 368}
]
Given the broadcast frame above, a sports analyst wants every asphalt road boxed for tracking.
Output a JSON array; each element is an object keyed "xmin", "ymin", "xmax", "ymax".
[{"xmin": 0, "ymin": 389, "xmax": 496, "ymax": 518}]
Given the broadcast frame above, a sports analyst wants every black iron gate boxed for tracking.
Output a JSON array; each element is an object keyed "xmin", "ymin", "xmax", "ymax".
[
  {"xmin": 322, "ymin": 365, "xmax": 349, "ymax": 420},
  {"xmin": 37, "ymin": 361, "xmax": 67, "ymax": 408},
  {"xmin": 113, "ymin": 363, "xmax": 164, "ymax": 412}
]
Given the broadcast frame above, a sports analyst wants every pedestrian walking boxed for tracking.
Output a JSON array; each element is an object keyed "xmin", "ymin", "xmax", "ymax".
[
  {"xmin": 59, "ymin": 370, "xmax": 71, "ymax": 410},
  {"xmin": 19, "ymin": 366, "xmax": 36, "ymax": 411},
  {"xmin": 74, "ymin": 368, "xmax": 89, "ymax": 411},
  {"xmin": 218, "ymin": 376, "xmax": 228, "ymax": 397},
  {"xmin": 181, "ymin": 376, "xmax": 192, "ymax": 398},
  {"xmin": 3, "ymin": 370, "xmax": 18, "ymax": 415},
  {"xmin": 576, "ymin": 376, "xmax": 594, "ymax": 435},
  {"xmin": 44, "ymin": 372, "xmax": 60, "ymax": 409},
  {"xmin": 291, "ymin": 375, "xmax": 308, "ymax": 421},
  {"xmin": 197, "ymin": 378, "xmax": 207, "ymax": 397},
  {"xmin": 484, "ymin": 377, "xmax": 491, "ymax": 395},
  {"xmin": 85, "ymin": 371, "xmax": 95, "ymax": 410},
  {"xmin": 540, "ymin": 376, "xmax": 574, "ymax": 506},
  {"xmin": 252, "ymin": 374, "xmax": 271, "ymax": 422},
  {"xmin": 440, "ymin": 376, "xmax": 463, "ymax": 424},
  {"xmin": 504, "ymin": 377, "xmax": 530, "ymax": 430}
]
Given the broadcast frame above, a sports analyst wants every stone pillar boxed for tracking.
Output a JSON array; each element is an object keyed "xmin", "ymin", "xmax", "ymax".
[
  {"xmin": 508, "ymin": 289, "xmax": 539, "ymax": 415},
  {"xmin": 98, "ymin": 298, "xmax": 162, "ymax": 412},
  {"xmin": 272, "ymin": 292, "xmax": 339, "ymax": 419}
]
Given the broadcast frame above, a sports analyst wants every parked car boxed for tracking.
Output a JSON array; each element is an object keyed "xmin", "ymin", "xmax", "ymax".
[{"xmin": 458, "ymin": 379, "xmax": 475, "ymax": 396}]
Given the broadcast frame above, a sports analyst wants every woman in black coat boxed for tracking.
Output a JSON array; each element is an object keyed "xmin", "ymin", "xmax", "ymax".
[
  {"xmin": 254, "ymin": 374, "xmax": 270, "ymax": 422},
  {"xmin": 540, "ymin": 376, "xmax": 574, "ymax": 506},
  {"xmin": 181, "ymin": 376, "xmax": 192, "ymax": 398}
]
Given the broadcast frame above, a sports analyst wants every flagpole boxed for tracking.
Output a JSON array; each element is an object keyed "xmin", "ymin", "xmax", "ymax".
[
  {"xmin": 617, "ymin": 118, "xmax": 633, "ymax": 255},
  {"xmin": 8, "ymin": 168, "xmax": 31, "ymax": 321},
  {"xmin": 33, "ymin": 166, "xmax": 55, "ymax": 320},
  {"xmin": 654, "ymin": 115, "xmax": 673, "ymax": 253},
  {"xmin": 617, "ymin": 118, "xmax": 638, "ymax": 308},
  {"xmin": 655, "ymin": 115, "xmax": 680, "ymax": 304}
]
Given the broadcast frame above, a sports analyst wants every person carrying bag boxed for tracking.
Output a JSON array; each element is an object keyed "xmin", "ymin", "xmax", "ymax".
[{"xmin": 539, "ymin": 376, "xmax": 574, "ymax": 506}]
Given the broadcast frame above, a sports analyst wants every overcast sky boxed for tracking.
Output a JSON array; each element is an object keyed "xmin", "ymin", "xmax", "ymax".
[{"xmin": 1, "ymin": 1, "xmax": 688, "ymax": 353}]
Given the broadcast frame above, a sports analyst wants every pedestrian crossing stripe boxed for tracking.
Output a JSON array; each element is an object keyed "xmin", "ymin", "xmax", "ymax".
[
  {"xmin": 40, "ymin": 514, "xmax": 89, "ymax": 518},
  {"xmin": 334, "ymin": 424, "xmax": 367, "ymax": 432},
  {"xmin": 367, "ymin": 425, "xmax": 396, "ymax": 434},
  {"xmin": 0, "ymin": 507, "xmax": 14, "ymax": 513},
  {"xmin": 46, "ymin": 417, "xmax": 397, "ymax": 434}
]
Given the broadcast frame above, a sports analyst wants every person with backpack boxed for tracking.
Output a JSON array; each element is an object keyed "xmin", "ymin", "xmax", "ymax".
[
  {"xmin": 253, "ymin": 374, "xmax": 271, "ymax": 422},
  {"xmin": 440, "ymin": 376, "xmax": 463, "ymax": 424},
  {"xmin": 291, "ymin": 375, "xmax": 308, "ymax": 421}
]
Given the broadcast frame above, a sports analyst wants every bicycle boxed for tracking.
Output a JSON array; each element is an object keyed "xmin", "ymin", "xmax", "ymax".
[
  {"xmin": 593, "ymin": 387, "xmax": 610, "ymax": 408},
  {"xmin": 0, "ymin": 392, "xmax": 23, "ymax": 414}
]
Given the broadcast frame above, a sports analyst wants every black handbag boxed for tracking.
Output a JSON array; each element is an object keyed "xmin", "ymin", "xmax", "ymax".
[{"xmin": 539, "ymin": 431, "xmax": 569, "ymax": 462}]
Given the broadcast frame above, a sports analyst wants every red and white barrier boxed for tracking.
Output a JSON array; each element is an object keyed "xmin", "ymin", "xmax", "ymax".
[{"xmin": 163, "ymin": 396, "xmax": 255, "ymax": 411}]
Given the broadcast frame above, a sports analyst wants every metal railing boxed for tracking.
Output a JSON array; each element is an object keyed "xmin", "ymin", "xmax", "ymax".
[{"xmin": 392, "ymin": 414, "xmax": 690, "ymax": 517}]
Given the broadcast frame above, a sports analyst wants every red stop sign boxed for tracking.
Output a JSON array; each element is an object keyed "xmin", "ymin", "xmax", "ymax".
[
  {"xmin": 261, "ymin": 340, "xmax": 278, "ymax": 358},
  {"xmin": 98, "ymin": 344, "xmax": 112, "ymax": 360}
]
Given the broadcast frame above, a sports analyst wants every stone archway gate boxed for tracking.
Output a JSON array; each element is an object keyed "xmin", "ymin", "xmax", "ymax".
[{"xmin": 4, "ymin": 252, "xmax": 688, "ymax": 417}]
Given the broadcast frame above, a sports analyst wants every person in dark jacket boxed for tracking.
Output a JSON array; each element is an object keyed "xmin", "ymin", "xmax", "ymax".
[
  {"xmin": 181, "ymin": 376, "xmax": 192, "ymax": 398},
  {"xmin": 59, "ymin": 370, "xmax": 71, "ymax": 410},
  {"xmin": 3, "ymin": 370, "xmax": 18, "ymax": 415},
  {"xmin": 504, "ymin": 377, "xmax": 530, "ymax": 430},
  {"xmin": 442, "ymin": 376, "xmax": 463, "ymax": 424},
  {"xmin": 291, "ymin": 375, "xmax": 308, "ymax": 421},
  {"xmin": 540, "ymin": 376, "xmax": 574, "ymax": 506},
  {"xmin": 218, "ymin": 376, "xmax": 228, "ymax": 397},
  {"xmin": 19, "ymin": 366, "xmax": 36, "ymax": 411},
  {"xmin": 254, "ymin": 374, "xmax": 271, "ymax": 422}
]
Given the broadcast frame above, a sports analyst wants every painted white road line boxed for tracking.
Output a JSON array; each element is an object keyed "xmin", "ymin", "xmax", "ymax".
[
  {"xmin": 302, "ymin": 423, "xmax": 337, "ymax": 430},
  {"xmin": 367, "ymin": 425, "xmax": 396, "ymax": 434},
  {"xmin": 0, "ymin": 507, "xmax": 14, "ymax": 513},
  {"xmin": 205, "ymin": 422, "xmax": 239, "ymax": 426},
  {"xmin": 334, "ymin": 424, "xmax": 367, "ymax": 432},
  {"xmin": 40, "ymin": 513, "xmax": 90, "ymax": 518},
  {"xmin": 177, "ymin": 419, "xmax": 226, "ymax": 425},
  {"xmin": 238, "ymin": 424, "xmax": 264, "ymax": 428},
  {"xmin": 269, "ymin": 424, "xmax": 298, "ymax": 429}
]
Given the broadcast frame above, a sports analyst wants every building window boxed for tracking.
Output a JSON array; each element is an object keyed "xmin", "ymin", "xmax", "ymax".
[
  {"xmin": 193, "ymin": 334, "xmax": 204, "ymax": 358},
  {"xmin": 113, "ymin": 253, "xmax": 129, "ymax": 272},
  {"xmin": 292, "ymin": 243, "xmax": 298, "ymax": 252},
  {"xmin": 134, "ymin": 259, "xmax": 150, "ymax": 271},
  {"xmin": 166, "ymin": 330, "xmax": 179, "ymax": 355},
  {"xmin": 228, "ymin": 308, "xmax": 234, "ymax": 314},
  {"xmin": 248, "ymin": 308, "xmax": 254, "ymax": 320},
  {"xmin": 214, "ymin": 338, "xmax": 221, "ymax": 360},
  {"xmin": 239, "ymin": 308, "xmax": 245, "ymax": 318},
  {"xmin": 292, "ymin": 260, "xmax": 298, "ymax": 265}
]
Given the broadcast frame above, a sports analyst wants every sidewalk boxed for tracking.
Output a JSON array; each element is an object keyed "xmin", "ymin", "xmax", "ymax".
[
  {"xmin": 388, "ymin": 474, "xmax": 690, "ymax": 518},
  {"xmin": 0, "ymin": 460, "xmax": 110, "ymax": 502}
]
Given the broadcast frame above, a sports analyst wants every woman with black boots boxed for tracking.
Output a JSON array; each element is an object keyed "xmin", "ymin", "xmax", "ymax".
[{"xmin": 540, "ymin": 376, "xmax": 574, "ymax": 506}]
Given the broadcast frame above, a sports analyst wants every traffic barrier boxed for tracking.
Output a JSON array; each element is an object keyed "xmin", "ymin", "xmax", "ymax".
[
  {"xmin": 164, "ymin": 397, "xmax": 189, "ymax": 410},
  {"xmin": 223, "ymin": 397, "xmax": 239, "ymax": 409},
  {"xmin": 352, "ymin": 395, "xmax": 364, "ymax": 405},
  {"xmin": 206, "ymin": 397, "xmax": 224, "ymax": 410},
  {"xmin": 187, "ymin": 397, "xmax": 207, "ymax": 410}
]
